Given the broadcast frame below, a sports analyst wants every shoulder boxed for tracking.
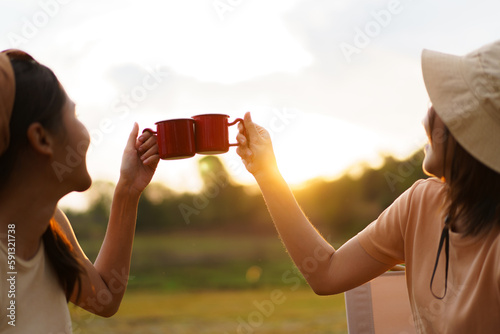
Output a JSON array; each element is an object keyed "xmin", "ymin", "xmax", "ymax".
[
  {"xmin": 367, "ymin": 178, "xmax": 446, "ymax": 235},
  {"xmin": 53, "ymin": 207, "xmax": 71, "ymax": 234},
  {"xmin": 52, "ymin": 207, "xmax": 80, "ymax": 250},
  {"xmin": 409, "ymin": 177, "xmax": 445, "ymax": 194},
  {"xmin": 403, "ymin": 178, "xmax": 446, "ymax": 206},
  {"xmin": 53, "ymin": 207, "xmax": 68, "ymax": 223},
  {"xmin": 399, "ymin": 178, "xmax": 447, "ymax": 225}
]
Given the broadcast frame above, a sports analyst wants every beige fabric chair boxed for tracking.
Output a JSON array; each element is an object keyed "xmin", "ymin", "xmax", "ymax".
[{"xmin": 344, "ymin": 269, "xmax": 416, "ymax": 334}]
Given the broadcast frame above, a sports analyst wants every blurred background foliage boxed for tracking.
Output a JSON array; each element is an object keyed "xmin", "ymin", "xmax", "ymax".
[{"xmin": 68, "ymin": 149, "xmax": 426, "ymax": 240}]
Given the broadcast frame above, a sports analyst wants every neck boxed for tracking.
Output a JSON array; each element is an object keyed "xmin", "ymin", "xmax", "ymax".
[{"xmin": 0, "ymin": 176, "xmax": 61, "ymax": 260}]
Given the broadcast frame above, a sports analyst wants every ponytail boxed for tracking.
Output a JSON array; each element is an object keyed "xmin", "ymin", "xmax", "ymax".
[{"xmin": 42, "ymin": 219, "xmax": 84, "ymax": 301}]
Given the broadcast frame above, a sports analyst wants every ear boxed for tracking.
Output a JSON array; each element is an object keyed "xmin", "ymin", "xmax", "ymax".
[{"xmin": 26, "ymin": 122, "xmax": 55, "ymax": 156}]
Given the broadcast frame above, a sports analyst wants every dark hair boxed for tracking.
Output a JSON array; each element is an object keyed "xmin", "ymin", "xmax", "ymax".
[
  {"xmin": 429, "ymin": 108, "xmax": 500, "ymax": 236},
  {"xmin": 0, "ymin": 56, "xmax": 84, "ymax": 301},
  {"xmin": 447, "ymin": 142, "xmax": 500, "ymax": 236},
  {"xmin": 0, "ymin": 57, "xmax": 65, "ymax": 183}
]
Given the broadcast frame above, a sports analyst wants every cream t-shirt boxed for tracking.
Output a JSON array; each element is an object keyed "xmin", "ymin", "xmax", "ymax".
[
  {"xmin": 358, "ymin": 178, "xmax": 500, "ymax": 333},
  {"xmin": 0, "ymin": 239, "xmax": 72, "ymax": 333}
]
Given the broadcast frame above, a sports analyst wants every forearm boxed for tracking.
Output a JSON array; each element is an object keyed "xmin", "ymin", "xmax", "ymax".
[
  {"xmin": 255, "ymin": 170, "xmax": 337, "ymax": 292},
  {"xmin": 237, "ymin": 113, "xmax": 391, "ymax": 295},
  {"xmin": 93, "ymin": 179, "xmax": 140, "ymax": 311}
]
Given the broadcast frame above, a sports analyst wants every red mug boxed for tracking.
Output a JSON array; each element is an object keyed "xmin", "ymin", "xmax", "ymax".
[
  {"xmin": 192, "ymin": 114, "xmax": 243, "ymax": 154},
  {"xmin": 143, "ymin": 118, "xmax": 196, "ymax": 160}
]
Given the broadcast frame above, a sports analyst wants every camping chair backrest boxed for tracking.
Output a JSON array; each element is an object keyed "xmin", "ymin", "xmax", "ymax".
[{"xmin": 344, "ymin": 270, "xmax": 416, "ymax": 334}]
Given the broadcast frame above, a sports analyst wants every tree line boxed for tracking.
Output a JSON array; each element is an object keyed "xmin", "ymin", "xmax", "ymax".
[{"xmin": 67, "ymin": 150, "xmax": 427, "ymax": 241}]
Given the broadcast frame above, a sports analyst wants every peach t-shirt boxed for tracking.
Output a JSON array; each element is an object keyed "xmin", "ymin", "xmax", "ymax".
[{"xmin": 358, "ymin": 178, "xmax": 500, "ymax": 333}]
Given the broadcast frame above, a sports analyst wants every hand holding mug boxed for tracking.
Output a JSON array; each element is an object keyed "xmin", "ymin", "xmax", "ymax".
[
  {"xmin": 236, "ymin": 112, "xmax": 279, "ymax": 179},
  {"xmin": 119, "ymin": 123, "xmax": 160, "ymax": 195}
]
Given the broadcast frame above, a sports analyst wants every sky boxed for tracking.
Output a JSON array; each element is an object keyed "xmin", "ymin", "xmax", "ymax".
[{"xmin": 1, "ymin": 0, "xmax": 500, "ymax": 210}]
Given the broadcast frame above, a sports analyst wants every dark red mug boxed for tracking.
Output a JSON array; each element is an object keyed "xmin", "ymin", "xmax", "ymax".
[
  {"xmin": 143, "ymin": 118, "xmax": 196, "ymax": 160},
  {"xmin": 192, "ymin": 114, "xmax": 243, "ymax": 154}
]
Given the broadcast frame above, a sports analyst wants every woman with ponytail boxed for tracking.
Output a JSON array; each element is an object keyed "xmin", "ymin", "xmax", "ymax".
[{"xmin": 0, "ymin": 50, "xmax": 159, "ymax": 333}]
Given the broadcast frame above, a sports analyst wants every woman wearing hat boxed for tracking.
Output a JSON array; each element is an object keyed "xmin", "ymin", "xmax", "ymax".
[
  {"xmin": 0, "ymin": 50, "xmax": 159, "ymax": 332},
  {"xmin": 237, "ymin": 40, "xmax": 500, "ymax": 332}
]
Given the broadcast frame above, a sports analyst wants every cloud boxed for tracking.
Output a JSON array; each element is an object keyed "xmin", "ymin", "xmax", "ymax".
[{"xmin": 10, "ymin": 0, "xmax": 312, "ymax": 84}]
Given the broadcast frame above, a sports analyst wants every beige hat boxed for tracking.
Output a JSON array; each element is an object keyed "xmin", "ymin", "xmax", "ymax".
[{"xmin": 422, "ymin": 40, "xmax": 500, "ymax": 173}]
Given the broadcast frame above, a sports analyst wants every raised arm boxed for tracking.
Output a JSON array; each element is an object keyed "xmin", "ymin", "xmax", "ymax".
[
  {"xmin": 236, "ymin": 112, "xmax": 392, "ymax": 294},
  {"xmin": 57, "ymin": 123, "xmax": 159, "ymax": 316}
]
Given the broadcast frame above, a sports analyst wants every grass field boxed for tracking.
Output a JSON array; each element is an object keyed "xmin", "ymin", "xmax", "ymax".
[
  {"xmin": 78, "ymin": 232, "xmax": 345, "ymax": 291},
  {"xmin": 72, "ymin": 232, "xmax": 349, "ymax": 333},
  {"xmin": 71, "ymin": 288, "xmax": 347, "ymax": 334}
]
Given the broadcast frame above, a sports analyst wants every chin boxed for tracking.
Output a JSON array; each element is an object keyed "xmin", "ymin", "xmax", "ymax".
[
  {"xmin": 68, "ymin": 166, "xmax": 92, "ymax": 192},
  {"xmin": 422, "ymin": 162, "xmax": 443, "ymax": 180},
  {"xmin": 422, "ymin": 164, "xmax": 433, "ymax": 177},
  {"xmin": 75, "ymin": 173, "xmax": 92, "ymax": 192}
]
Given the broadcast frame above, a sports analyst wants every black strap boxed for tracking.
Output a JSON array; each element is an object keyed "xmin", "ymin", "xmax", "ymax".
[{"xmin": 430, "ymin": 216, "xmax": 450, "ymax": 299}]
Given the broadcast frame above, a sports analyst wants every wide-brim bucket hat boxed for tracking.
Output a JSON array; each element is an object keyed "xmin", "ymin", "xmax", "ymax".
[{"xmin": 421, "ymin": 40, "xmax": 500, "ymax": 173}]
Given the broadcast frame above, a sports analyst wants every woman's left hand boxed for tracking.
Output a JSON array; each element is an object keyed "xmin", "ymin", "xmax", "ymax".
[{"xmin": 119, "ymin": 122, "xmax": 159, "ymax": 195}]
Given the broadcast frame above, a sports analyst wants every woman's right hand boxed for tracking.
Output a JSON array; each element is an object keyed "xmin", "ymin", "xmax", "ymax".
[{"xmin": 236, "ymin": 112, "xmax": 279, "ymax": 180}]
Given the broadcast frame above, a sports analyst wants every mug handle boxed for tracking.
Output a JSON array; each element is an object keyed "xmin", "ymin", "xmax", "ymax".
[
  {"xmin": 142, "ymin": 128, "xmax": 157, "ymax": 135},
  {"xmin": 228, "ymin": 118, "xmax": 244, "ymax": 147}
]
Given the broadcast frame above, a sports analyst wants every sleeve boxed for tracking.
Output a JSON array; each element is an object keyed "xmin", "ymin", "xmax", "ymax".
[{"xmin": 357, "ymin": 179, "xmax": 425, "ymax": 266}]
